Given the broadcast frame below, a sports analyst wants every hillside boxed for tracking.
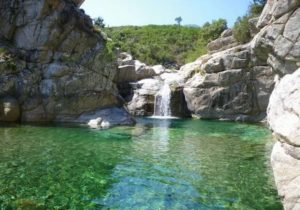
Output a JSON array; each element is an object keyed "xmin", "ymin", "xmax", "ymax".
[{"xmin": 103, "ymin": 20, "xmax": 227, "ymax": 68}]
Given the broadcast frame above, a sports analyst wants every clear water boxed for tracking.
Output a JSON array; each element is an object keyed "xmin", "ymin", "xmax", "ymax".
[{"xmin": 0, "ymin": 118, "xmax": 282, "ymax": 210}]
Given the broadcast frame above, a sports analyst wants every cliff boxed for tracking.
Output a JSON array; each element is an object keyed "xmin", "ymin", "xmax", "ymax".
[
  {"xmin": 261, "ymin": 0, "xmax": 300, "ymax": 209},
  {"xmin": 0, "ymin": 0, "xmax": 134, "ymax": 125},
  {"xmin": 163, "ymin": 0, "xmax": 300, "ymax": 124},
  {"xmin": 268, "ymin": 69, "xmax": 300, "ymax": 210}
]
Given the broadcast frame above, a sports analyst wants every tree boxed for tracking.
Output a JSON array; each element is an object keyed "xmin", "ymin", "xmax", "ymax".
[
  {"xmin": 233, "ymin": 16, "xmax": 251, "ymax": 43},
  {"xmin": 201, "ymin": 19, "xmax": 227, "ymax": 41},
  {"xmin": 233, "ymin": 0, "xmax": 267, "ymax": 44},
  {"xmin": 94, "ymin": 17, "xmax": 105, "ymax": 28},
  {"xmin": 253, "ymin": 0, "xmax": 267, "ymax": 5},
  {"xmin": 250, "ymin": 0, "xmax": 267, "ymax": 16},
  {"xmin": 175, "ymin": 16, "xmax": 183, "ymax": 26}
]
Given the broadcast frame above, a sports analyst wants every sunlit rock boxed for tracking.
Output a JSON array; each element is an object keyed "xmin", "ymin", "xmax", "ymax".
[
  {"xmin": 268, "ymin": 69, "xmax": 300, "ymax": 210},
  {"xmin": 0, "ymin": 0, "xmax": 133, "ymax": 125},
  {"xmin": 101, "ymin": 120, "xmax": 111, "ymax": 129},
  {"xmin": 88, "ymin": 118, "xmax": 103, "ymax": 129}
]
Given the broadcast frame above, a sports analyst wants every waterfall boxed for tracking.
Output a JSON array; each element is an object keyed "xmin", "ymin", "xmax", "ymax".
[{"xmin": 154, "ymin": 83, "xmax": 172, "ymax": 117}]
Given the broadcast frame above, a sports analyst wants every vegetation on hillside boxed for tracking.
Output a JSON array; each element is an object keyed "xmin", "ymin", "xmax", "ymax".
[
  {"xmin": 233, "ymin": 0, "xmax": 267, "ymax": 43},
  {"xmin": 93, "ymin": 17, "xmax": 105, "ymax": 28},
  {"xmin": 103, "ymin": 19, "xmax": 227, "ymax": 68},
  {"xmin": 93, "ymin": 0, "xmax": 267, "ymax": 67}
]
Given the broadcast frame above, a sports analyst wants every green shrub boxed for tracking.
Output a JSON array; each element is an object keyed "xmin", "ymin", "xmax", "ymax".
[
  {"xmin": 233, "ymin": 0, "xmax": 266, "ymax": 44},
  {"xmin": 93, "ymin": 17, "xmax": 105, "ymax": 28},
  {"xmin": 104, "ymin": 20, "xmax": 227, "ymax": 67},
  {"xmin": 201, "ymin": 19, "xmax": 227, "ymax": 41},
  {"xmin": 233, "ymin": 16, "xmax": 251, "ymax": 44},
  {"xmin": 251, "ymin": 0, "xmax": 267, "ymax": 15}
]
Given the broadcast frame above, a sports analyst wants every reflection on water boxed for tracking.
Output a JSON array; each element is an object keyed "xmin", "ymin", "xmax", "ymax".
[
  {"xmin": 150, "ymin": 119, "xmax": 171, "ymax": 154},
  {"xmin": 0, "ymin": 119, "xmax": 282, "ymax": 209}
]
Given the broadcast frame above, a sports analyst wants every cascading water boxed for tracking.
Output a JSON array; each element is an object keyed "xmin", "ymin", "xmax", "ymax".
[{"xmin": 154, "ymin": 83, "xmax": 172, "ymax": 117}]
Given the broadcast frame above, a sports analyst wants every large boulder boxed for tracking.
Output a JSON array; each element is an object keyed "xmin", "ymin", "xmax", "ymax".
[
  {"xmin": 78, "ymin": 107, "xmax": 135, "ymax": 127},
  {"xmin": 0, "ymin": 0, "xmax": 133, "ymax": 124},
  {"xmin": 127, "ymin": 79, "xmax": 161, "ymax": 116},
  {"xmin": 183, "ymin": 0, "xmax": 300, "ymax": 123},
  {"xmin": 252, "ymin": 4, "xmax": 300, "ymax": 75},
  {"xmin": 184, "ymin": 45, "xmax": 275, "ymax": 122},
  {"xmin": 207, "ymin": 29, "xmax": 238, "ymax": 53},
  {"xmin": 115, "ymin": 52, "xmax": 166, "ymax": 83},
  {"xmin": 115, "ymin": 61, "xmax": 156, "ymax": 83},
  {"xmin": 251, "ymin": 1, "xmax": 300, "ymax": 209},
  {"xmin": 268, "ymin": 69, "xmax": 300, "ymax": 210},
  {"xmin": 257, "ymin": 0, "xmax": 300, "ymax": 29}
]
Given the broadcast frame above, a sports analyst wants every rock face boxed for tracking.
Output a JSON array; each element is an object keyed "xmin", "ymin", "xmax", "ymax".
[
  {"xmin": 268, "ymin": 69, "xmax": 300, "ymax": 210},
  {"xmin": 115, "ymin": 52, "xmax": 165, "ymax": 83},
  {"xmin": 183, "ymin": 0, "xmax": 300, "ymax": 122},
  {"xmin": 253, "ymin": 0, "xmax": 300, "ymax": 75},
  {"xmin": 0, "ymin": 0, "xmax": 134, "ymax": 125},
  {"xmin": 126, "ymin": 79, "xmax": 160, "ymax": 116},
  {"xmin": 116, "ymin": 52, "xmax": 191, "ymax": 118},
  {"xmin": 257, "ymin": 1, "xmax": 300, "ymax": 209},
  {"xmin": 184, "ymin": 43, "xmax": 275, "ymax": 121},
  {"xmin": 182, "ymin": 4, "xmax": 291, "ymax": 122},
  {"xmin": 207, "ymin": 29, "xmax": 238, "ymax": 53}
]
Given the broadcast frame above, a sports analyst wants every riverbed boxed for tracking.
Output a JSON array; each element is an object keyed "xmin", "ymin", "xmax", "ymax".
[{"xmin": 0, "ymin": 118, "xmax": 282, "ymax": 209}]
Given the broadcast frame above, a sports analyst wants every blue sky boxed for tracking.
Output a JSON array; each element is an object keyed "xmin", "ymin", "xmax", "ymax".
[{"xmin": 81, "ymin": 0, "xmax": 252, "ymax": 27}]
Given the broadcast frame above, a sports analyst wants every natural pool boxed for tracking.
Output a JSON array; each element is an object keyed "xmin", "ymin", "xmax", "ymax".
[{"xmin": 0, "ymin": 118, "xmax": 282, "ymax": 210}]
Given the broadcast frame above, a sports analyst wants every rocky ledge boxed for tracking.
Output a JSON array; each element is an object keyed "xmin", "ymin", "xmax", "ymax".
[
  {"xmin": 0, "ymin": 0, "xmax": 134, "ymax": 126},
  {"xmin": 183, "ymin": 44, "xmax": 275, "ymax": 122}
]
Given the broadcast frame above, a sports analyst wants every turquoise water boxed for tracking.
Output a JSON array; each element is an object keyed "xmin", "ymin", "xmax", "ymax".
[{"xmin": 0, "ymin": 118, "xmax": 282, "ymax": 210}]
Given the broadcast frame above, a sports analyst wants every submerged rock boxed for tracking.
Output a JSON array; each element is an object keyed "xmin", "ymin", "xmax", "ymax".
[
  {"xmin": 80, "ymin": 107, "xmax": 135, "ymax": 128},
  {"xmin": 87, "ymin": 117, "xmax": 111, "ymax": 129},
  {"xmin": 88, "ymin": 117, "xmax": 103, "ymax": 129},
  {"xmin": 101, "ymin": 120, "xmax": 111, "ymax": 128}
]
